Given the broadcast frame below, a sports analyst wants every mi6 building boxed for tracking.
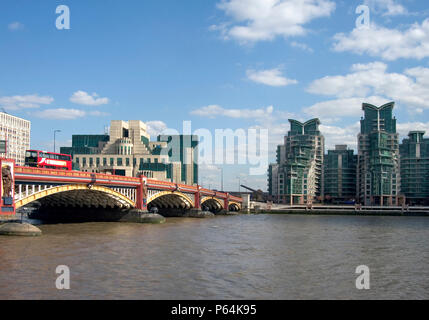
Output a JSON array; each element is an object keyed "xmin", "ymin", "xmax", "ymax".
[{"xmin": 61, "ymin": 120, "xmax": 198, "ymax": 185}]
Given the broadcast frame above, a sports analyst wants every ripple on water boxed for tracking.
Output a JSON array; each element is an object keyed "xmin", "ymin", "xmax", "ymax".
[{"xmin": 0, "ymin": 215, "xmax": 429, "ymax": 299}]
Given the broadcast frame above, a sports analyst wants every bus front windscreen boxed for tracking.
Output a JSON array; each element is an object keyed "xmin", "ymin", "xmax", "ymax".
[{"xmin": 25, "ymin": 151, "xmax": 39, "ymax": 166}]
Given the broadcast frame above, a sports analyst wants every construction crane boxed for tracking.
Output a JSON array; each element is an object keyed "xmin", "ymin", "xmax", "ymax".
[{"xmin": 240, "ymin": 185, "xmax": 267, "ymax": 202}]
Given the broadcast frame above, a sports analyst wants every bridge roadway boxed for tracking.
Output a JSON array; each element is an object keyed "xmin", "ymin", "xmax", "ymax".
[{"xmin": 1, "ymin": 166, "xmax": 242, "ymax": 220}]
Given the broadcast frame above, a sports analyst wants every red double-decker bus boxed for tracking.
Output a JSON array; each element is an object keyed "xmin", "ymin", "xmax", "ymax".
[{"xmin": 25, "ymin": 150, "xmax": 72, "ymax": 170}]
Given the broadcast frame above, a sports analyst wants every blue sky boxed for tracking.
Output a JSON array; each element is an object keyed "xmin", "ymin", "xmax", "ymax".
[{"xmin": 1, "ymin": 0, "xmax": 429, "ymax": 190}]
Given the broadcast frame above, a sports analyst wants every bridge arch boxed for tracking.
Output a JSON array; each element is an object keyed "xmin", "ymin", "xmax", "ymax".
[
  {"xmin": 148, "ymin": 191, "xmax": 195, "ymax": 210},
  {"xmin": 201, "ymin": 196, "xmax": 224, "ymax": 212},
  {"xmin": 228, "ymin": 201, "xmax": 241, "ymax": 212},
  {"xmin": 15, "ymin": 184, "xmax": 136, "ymax": 209}
]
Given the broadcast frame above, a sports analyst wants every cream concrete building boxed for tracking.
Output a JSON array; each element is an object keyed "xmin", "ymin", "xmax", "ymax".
[
  {"xmin": 62, "ymin": 120, "xmax": 197, "ymax": 185},
  {"xmin": 0, "ymin": 112, "xmax": 31, "ymax": 166}
]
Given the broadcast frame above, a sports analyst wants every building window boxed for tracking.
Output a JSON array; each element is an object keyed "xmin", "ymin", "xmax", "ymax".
[
  {"xmin": 89, "ymin": 158, "xmax": 94, "ymax": 166},
  {"xmin": 117, "ymin": 158, "xmax": 123, "ymax": 166},
  {"xmin": 103, "ymin": 158, "xmax": 107, "ymax": 166},
  {"xmin": 110, "ymin": 158, "xmax": 114, "ymax": 166},
  {"xmin": 96, "ymin": 158, "xmax": 100, "ymax": 166},
  {"xmin": 126, "ymin": 158, "xmax": 130, "ymax": 166}
]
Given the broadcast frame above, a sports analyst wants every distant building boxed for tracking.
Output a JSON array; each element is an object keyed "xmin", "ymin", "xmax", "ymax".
[
  {"xmin": 357, "ymin": 102, "xmax": 401, "ymax": 206},
  {"xmin": 400, "ymin": 131, "xmax": 429, "ymax": 205},
  {"xmin": 268, "ymin": 118, "xmax": 325, "ymax": 204},
  {"xmin": 324, "ymin": 145, "xmax": 357, "ymax": 204},
  {"xmin": 0, "ymin": 112, "xmax": 31, "ymax": 166},
  {"xmin": 60, "ymin": 120, "xmax": 198, "ymax": 185},
  {"xmin": 61, "ymin": 135, "xmax": 110, "ymax": 157},
  {"xmin": 157, "ymin": 134, "xmax": 198, "ymax": 185}
]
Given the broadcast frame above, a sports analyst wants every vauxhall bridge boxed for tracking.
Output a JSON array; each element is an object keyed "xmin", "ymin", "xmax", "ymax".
[{"xmin": 0, "ymin": 160, "xmax": 242, "ymax": 221}]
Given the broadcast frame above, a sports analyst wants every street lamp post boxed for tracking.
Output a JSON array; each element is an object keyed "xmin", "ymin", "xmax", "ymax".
[
  {"xmin": 54, "ymin": 130, "xmax": 61, "ymax": 153},
  {"xmin": 221, "ymin": 167, "xmax": 224, "ymax": 192}
]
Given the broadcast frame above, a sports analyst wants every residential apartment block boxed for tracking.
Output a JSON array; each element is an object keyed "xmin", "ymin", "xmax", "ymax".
[
  {"xmin": 268, "ymin": 118, "xmax": 324, "ymax": 204},
  {"xmin": 399, "ymin": 131, "xmax": 429, "ymax": 205},
  {"xmin": 324, "ymin": 145, "xmax": 357, "ymax": 204},
  {"xmin": 357, "ymin": 102, "xmax": 401, "ymax": 206}
]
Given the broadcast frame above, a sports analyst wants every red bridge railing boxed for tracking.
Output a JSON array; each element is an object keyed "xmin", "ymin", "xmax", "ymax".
[{"xmin": 13, "ymin": 166, "xmax": 243, "ymax": 205}]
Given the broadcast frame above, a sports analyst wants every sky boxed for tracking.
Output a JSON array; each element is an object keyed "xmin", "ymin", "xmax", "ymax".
[{"xmin": 1, "ymin": 0, "xmax": 429, "ymax": 191}]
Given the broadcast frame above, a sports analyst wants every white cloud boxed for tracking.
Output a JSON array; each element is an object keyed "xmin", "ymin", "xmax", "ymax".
[
  {"xmin": 304, "ymin": 96, "xmax": 391, "ymax": 121},
  {"xmin": 88, "ymin": 111, "xmax": 110, "ymax": 117},
  {"xmin": 246, "ymin": 68, "xmax": 298, "ymax": 86},
  {"xmin": 146, "ymin": 121, "xmax": 168, "ymax": 138},
  {"xmin": 319, "ymin": 123, "xmax": 360, "ymax": 150},
  {"xmin": 290, "ymin": 41, "xmax": 314, "ymax": 52},
  {"xmin": 8, "ymin": 22, "xmax": 24, "ymax": 31},
  {"xmin": 333, "ymin": 19, "xmax": 429, "ymax": 60},
  {"xmin": 191, "ymin": 104, "xmax": 274, "ymax": 119},
  {"xmin": 34, "ymin": 108, "xmax": 86, "ymax": 120},
  {"xmin": 0, "ymin": 94, "xmax": 54, "ymax": 111},
  {"xmin": 397, "ymin": 122, "xmax": 429, "ymax": 137},
  {"xmin": 213, "ymin": 0, "xmax": 336, "ymax": 43},
  {"xmin": 307, "ymin": 62, "xmax": 429, "ymax": 112},
  {"xmin": 70, "ymin": 90, "xmax": 109, "ymax": 106},
  {"xmin": 364, "ymin": 0, "xmax": 407, "ymax": 16}
]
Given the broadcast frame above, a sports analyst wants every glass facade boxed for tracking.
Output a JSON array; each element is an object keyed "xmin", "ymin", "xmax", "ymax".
[
  {"xmin": 324, "ymin": 146, "xmax": 357, "ymax": 203},
  {"xmin": 269, "ymin": 119, "xmax": 324, "ymax": 204},
  {"xmin": 357, "ymin": 102, "xmax": 401, "ymax": 206},
  {"xmin": 400, "ymin": 131, "xmax": 429, "ymax": 205}
]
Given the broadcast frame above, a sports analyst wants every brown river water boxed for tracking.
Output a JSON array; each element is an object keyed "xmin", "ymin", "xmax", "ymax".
[{"xmin": 0, "ymin": 214, "xmax": 428, "ymax": 300}]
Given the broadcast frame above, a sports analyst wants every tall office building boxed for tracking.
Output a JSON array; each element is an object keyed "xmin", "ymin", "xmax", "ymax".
[
  {"xmin": 324, "ymin": 145, "xmax": 357, "ymax": 204},
  {"xmin": 357, "ymin": 102, "xmax": 401, "ymax": 206},
  {"xmin": 61, "ymin": 120, "xmax": 198, "ymax": 185},
  {"xmin": 400, "ymin": 131, "xmax": 429, "ymax": 205},
  {"xmin": 268, "ymin": 119, "xmax": 325, "ymax": 204},
  {"xmin": 157, "ymin": 134, "xmax": 198, "ymax": 185},
  {"xmin": 0, "ymin": 112, "xmax": 31, "ymax": 166}
]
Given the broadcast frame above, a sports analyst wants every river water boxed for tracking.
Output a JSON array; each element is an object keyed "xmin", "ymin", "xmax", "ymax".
[{"xmin": 0, "ymin": 214, "xmax": 428, "ymax": 300}]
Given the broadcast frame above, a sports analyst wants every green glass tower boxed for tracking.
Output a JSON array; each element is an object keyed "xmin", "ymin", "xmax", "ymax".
[
  {"xmin": 324, "ymin": 145, "xmax": 357, "ymax": 204},
  {"xmin": 157, "ymin": 134, "xmax": 199, "ymax": 185},
  {"xmin": 400, "ymin": 131, "xmax": 429, "ymax": 205},
  {"xmin": 269, "ymin": 119, "xmax": 324, "ymax": 204},
  {"xmin": 357, "ymin": 102, "xmax": 401, "ymax": 206}
]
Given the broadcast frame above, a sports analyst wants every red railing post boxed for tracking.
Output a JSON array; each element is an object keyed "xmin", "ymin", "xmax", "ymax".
[
  {"xmin": 136, "ymin": 175, "xmax": 148, "ymax": 211},
  {"xmin": 195, "ymin": 185, "xmax": 201, "ymax": 209}
]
